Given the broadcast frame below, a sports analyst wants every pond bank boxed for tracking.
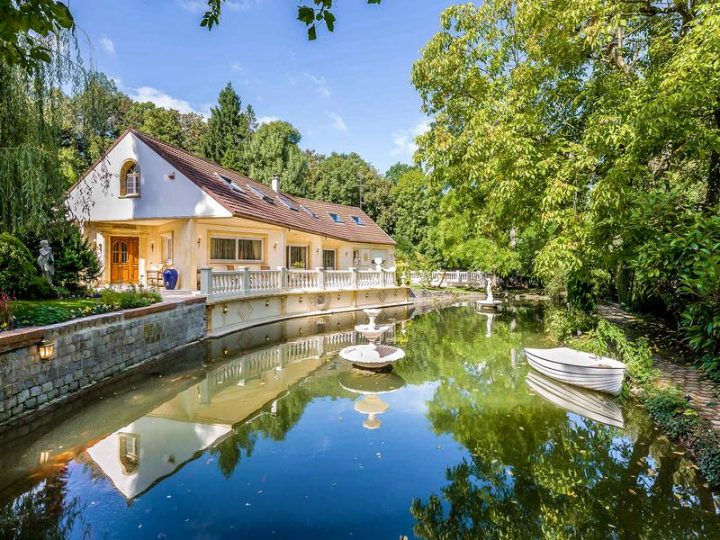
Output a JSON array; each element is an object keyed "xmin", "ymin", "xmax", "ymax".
[
  {"xmin": 599, "ymin": 303, "xmax": 720, "ymax": 428},
  {"xmin": 598, "ymin": 302, "xmax": 720, "ymax": 485}
]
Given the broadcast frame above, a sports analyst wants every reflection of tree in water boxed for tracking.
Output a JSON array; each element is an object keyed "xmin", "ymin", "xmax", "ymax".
[
  {"xmin": 211, "ymin": 372, "xmax": 350, "ymax": 478},
  {"xmin": 0, "ymin": 466, "xmax": 88, "ymax": 540},
  {"xmin": 398, "ymin": 307, "xmax": 720, "ymax": 539}
]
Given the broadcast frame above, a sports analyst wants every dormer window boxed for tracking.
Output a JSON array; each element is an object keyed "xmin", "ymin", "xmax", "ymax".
[
  {"xmin": 351, "ymin": 215, "xmax": 365, "ymax": 226},
  {"xmin": 120, "ymin": 161, "xmax": 141, "ymax": 197},
  {"xmin": 300, "ymin": 205, "xmax": 318, "ymax": 218},
  {"xmin": 329, "ymin": 212, "xmax": 344, "ymax": 224}
]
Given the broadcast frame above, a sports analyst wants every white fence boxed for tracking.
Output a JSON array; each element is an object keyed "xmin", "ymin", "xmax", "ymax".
[
  {"xmin": 200, "ymin": 267, "xmax": 398, "ymax": 298},
  {"xmin": 407, "ymin": 270, "xmax": 490, "ymax": 288}
]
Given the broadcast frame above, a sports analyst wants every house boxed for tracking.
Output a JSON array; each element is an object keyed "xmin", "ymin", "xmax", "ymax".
[{"xmin": 67, "ymin": 129, "xmax": 395, "ymax": 291}]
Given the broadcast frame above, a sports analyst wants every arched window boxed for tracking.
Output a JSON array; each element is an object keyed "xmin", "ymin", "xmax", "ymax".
[{"xmin": 120, "ymin": 161, "xmax": 141, "ymax": 197}]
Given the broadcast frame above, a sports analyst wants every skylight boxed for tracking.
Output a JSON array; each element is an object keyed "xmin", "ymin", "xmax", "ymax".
[
  {"xmin": 278, "ymin": 195, "xmax": 299, "ymax": 211},
  {"xmin": 351, "ymin": 215, "xmax": 365, "ymax": 226},
  {"xmin": 300, "ymin": 205, "xmax": 318, "ymax": 218},
  {"xmin": 248, "ymin": 184, "xmax": 274, "ymax": 203},
  {"xmin": 329, "ymin": 212, "xmax": 344, "ymax": 224},
  {"xmin": 216, "ymin": 172, "xmax": 244, "ymax": 193}
]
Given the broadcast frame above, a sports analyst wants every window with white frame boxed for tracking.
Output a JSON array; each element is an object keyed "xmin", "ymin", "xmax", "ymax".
[
  {"xmin": 210, "ymin": 236, "xmax": 263, "ymax": 261},
  {"xmin": 120, "ymin": 161, "xmax": 141, "ymax": 197}
]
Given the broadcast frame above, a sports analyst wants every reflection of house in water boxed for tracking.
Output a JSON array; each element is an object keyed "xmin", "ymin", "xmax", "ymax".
[{"xmin": 85, "ymin": 326, "xmax": 361, "ymax": 500}]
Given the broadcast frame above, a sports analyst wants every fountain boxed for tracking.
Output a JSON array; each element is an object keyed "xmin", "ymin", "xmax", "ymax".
[
  {"xmin": 338, "ymin": 371, "xmax": 406, "ymax": 430},
  {"xmin": 339, "ymin": 309, "xmax": 406, "ymax": 371}
]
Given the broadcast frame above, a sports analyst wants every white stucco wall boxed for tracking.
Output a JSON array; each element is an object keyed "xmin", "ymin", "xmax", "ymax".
[{"xmin": 67, "ymin": 132, "xmax": 231, "ymax": 222}]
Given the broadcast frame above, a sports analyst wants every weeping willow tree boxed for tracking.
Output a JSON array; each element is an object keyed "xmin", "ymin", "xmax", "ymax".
[{"xmin": 0, "ymin": 33, "xmax": 86, "ymax": 235}]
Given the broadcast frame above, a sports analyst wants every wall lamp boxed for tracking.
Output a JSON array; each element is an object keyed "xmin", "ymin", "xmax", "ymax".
[
  {"xmin": 38, "ymin": 338, "xmax": 55, "ymax": 361},
  {"xmin": 197, "ymin": 236, "xmax": 202, "ymax": 247}
]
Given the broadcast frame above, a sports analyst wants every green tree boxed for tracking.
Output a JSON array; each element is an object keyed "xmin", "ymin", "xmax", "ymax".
[
  {"xmin": 385, "ymin": 162, "xmax": 418, "ymax": 183},
  {"xmin": 246, "ymin": 121, "xmax": 309, "ymax": 196},
  {"xmin": 308, "ymin": 152, "xmax": 392, "ymax": 225},
  {"xmin": 412, "ymin": 1, "xmax": 720, "ymax": 363},
  {"xmin": 202, "ymin": 82, "xmax": 255, "ymax": 173},
  {"xmin": 180, "ymin": 112, "xmax": 209, "ymax": 156},
  {"xmin": 390, "ymin": 168, "xmax": 440, "ymax": 259}
]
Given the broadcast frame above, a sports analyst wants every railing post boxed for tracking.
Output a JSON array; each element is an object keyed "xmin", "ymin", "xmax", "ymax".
[
  {"xmin": 200, "ymin": 267, "xmax": 213, "ymax": 296},
  {"xmin": 278, "ymin": 266, "xmax": 288, "ymax": 289},
  {"xmin": 242, "ymin": 266, "xmax": 250, "ymax": 291},
  {"xmin": 350, "ymin": 267, "xmax": 358, "ymax": 289},
  {"xmin": 316, "ymin": 267, "xmax": 325, "ymax": 289}
]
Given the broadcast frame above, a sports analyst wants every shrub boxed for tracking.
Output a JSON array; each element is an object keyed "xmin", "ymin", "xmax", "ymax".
[
  {"xmin": 23, "ymin": 277, "xmax": 59, "ymax": 300},
  {"xmin": 21, "ymin": 224, "xmax": 102, "ymax": 292},
  {"xmin": 0, "ymin": 233, "xmax": 38, "ymax": 296},
  {"xmin": 98, "ymin": 287, "xmax": 162, "ymax": 310},
  {"xmin": 641, "ymin": 385, "xmax": 700, "ymax": 439}
]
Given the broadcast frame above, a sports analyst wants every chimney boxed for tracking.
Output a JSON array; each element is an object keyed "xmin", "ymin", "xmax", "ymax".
[{"xmin": 271, "ymin": 175, "xmax": 280, "ymax": 193}]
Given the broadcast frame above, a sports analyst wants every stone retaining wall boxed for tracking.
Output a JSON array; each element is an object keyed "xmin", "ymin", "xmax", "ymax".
[{"xmin": 0, "ymin": 298, "xmax": 206, "ymax": 425}]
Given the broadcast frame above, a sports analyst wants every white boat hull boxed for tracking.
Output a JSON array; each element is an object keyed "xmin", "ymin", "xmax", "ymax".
[
  {"xmin": 526, "ymin": 371, "xmax": 625, "ymax": 429},
  {"xmin": 524, "ymin": 347, "xmax": 626, "ymax": 396}
]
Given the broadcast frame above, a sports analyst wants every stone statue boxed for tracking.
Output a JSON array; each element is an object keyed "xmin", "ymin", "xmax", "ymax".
[{"xmin": 37, "ymin": 240, "xmax": 55, "ymax": 285}]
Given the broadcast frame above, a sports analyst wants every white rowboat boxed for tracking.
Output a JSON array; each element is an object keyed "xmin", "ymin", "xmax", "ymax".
[
  {"xmin": 526, "ymin": 371, "xmax": 625, "ymax": 429},
  {"xmin": 523, "ymin": 347, "xmax": 627, "ymax": 396}
]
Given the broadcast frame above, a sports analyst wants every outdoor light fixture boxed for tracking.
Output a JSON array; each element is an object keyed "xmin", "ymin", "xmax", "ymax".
[
  {"xmin": 38, "ymin": 338, "xmax": 55, "ymax": 361},
  {"xmin": 197, "ymin": 236, "xmax": 201, "ymax": 247},
  {"xmin": 151, "ymin": 242, "xmax": 155, "ymax": 252},
  {"xmin": 265, "ymin": 299, "xmax": 270, "ymax": 307},
  {"xmin": 273, "ymin": 242, "xmax": 278, "ymax": 250},
  {"xmin": 222, "ymin": 304, "xmax": 228, "ymax": 314},
  {"xmin": 223, "ymin": 347, "xmax": 229, "ymax": 357},
  {"xmin": 265, "ymin": 335, "xmax": 270, "ymax": 342}
]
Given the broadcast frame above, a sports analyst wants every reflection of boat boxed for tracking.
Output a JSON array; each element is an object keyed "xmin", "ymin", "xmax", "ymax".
[
  {"xmin": 524, "ymin": 347, "xmax": 626, "ymax": 395},
  {"xmin": 526, "ymin": 371, "xmax": 625, "ymax": 429}
]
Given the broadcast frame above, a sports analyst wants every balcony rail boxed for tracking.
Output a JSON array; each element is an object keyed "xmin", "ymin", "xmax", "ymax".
[
  {"xmin": 407, "ymin": 270, "xmax": 490, "ymax": 288},
  {"xmin": 200, "ymin": 267, "xmax": 398, "ymax": 298}
]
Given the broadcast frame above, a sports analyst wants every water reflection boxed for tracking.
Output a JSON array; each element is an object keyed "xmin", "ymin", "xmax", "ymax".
[
  {"xmin": 526, "ymin": 370, "xmax": 625, "ymax": 428},
  {"xmin": 0, "ymin": 302, "xmax": 718, "ymax": 539},
  {"xmin": 338, "ymin": 371, "xmax": 406, "ymax": 429}
]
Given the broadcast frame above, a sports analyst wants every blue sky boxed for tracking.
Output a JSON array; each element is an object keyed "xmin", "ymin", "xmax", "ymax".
[{"xmin": 71, "ymin": 0, "xmax": 456, "ymax": 174}]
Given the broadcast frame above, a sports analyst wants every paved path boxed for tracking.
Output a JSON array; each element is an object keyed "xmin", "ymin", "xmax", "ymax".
[{"xmin": 598, "ymin": 303, "xmax": 720, "ymax": 430}]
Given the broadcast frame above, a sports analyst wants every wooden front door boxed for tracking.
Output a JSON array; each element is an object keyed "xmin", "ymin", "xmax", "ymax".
[{"xmin": 110, "ymin": 237, "xmax": 140, "ymax": 283}]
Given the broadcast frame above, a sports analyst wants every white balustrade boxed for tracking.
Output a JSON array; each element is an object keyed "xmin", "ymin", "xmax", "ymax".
[{"xmin": 199, "ymin": 267, "xmax": 397, "ymax": 298}]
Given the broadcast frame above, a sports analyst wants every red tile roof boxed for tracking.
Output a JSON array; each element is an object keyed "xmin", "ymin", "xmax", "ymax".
[{"xmin": 131, "ymin": 130, "xmax": 395, "ymax": 246}]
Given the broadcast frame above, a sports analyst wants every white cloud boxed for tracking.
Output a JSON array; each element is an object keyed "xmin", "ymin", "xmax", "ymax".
[
  {"xmin": 303, "ymin": 72, "xmax": 331, "ymax": 98},
  {"xmin": 329, "ymin": 112, "xmax": 347, "ymax": 132},
  {"xmin": 99, "ymin": 36, "xmax": 115, "ymax": 54},
  {"xmin": 258, "ymin": 115, "xmax": 280, "ymax": 125},
  {"xmin": 391, "ymin": 119, "xmax": 430, "ymax": 157},
  {"xmin": 128, "ymin": 86, "xmax": 198, "ymax": 115},
  {"xmin": 230, "ymin": 62, "xmax": 243, "ymax": 72}
]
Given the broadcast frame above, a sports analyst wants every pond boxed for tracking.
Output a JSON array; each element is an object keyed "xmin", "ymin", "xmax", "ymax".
[{"xmin": 0, "ymin": 301, "xmax": 718, "ymax": 538}]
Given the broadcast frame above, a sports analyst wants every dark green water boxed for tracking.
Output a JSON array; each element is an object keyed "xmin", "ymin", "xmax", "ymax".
[{"xmin": 0, "ymin": 302, "xmax": 718, "ymax": 539}]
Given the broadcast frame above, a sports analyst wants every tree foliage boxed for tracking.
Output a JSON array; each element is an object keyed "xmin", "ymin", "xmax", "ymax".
[
  {"xmin": 202, "ymin": 82, "xmax": 255, "ymax": 173},
  {"xmin": 246, "ymin": 121, "xmax": 308, "ymax": 196},
  {"xmin": 412, "ymin": 0, "xmax": 720, "ymax": 367}
]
